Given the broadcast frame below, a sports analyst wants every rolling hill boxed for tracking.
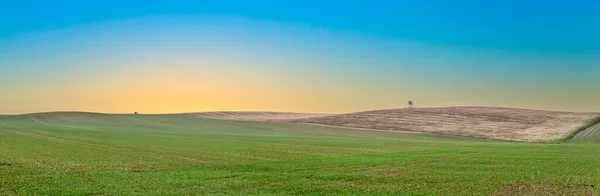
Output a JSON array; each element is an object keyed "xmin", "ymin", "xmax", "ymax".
[
  {"xmin": 188, "ymin": 107, "xmax": 600, "ymax": 142},
  {"xmin": 183, "ymin": 111, "xmax": 331, "ymax": 122},
  {"xmin": 1, "ymin": 111, "xmax": 600, "ymax": 195}
]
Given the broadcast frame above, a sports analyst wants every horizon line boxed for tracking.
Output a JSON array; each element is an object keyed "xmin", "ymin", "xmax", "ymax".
[{"xmin": 2, "ymin": 105, "xmax": 597, "ymax": 116}]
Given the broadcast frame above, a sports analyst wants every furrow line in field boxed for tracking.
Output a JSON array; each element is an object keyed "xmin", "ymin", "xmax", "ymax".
[
  {"xmin": 577, "ymin": 122, "xmax": 600, "ymax": 140},
  {"xmin": 578, "ymin": 126, "xmax": 591, "ymax": 139},
  {"xmin": 587, "ymin": 124, "xmax": 600, "ymax": 139},
  {"xmin": 26, "ymin": 114, "xmax": 45, "ymax": 124},
  {"xmin": 583, "ymin": 123, "xmax": 600, "ymax": 139}
]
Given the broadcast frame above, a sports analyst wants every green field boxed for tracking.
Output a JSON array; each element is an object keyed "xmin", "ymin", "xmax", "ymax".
[
  {"xmin": 1, "ymin": 113, "xmax": 599, "ymax": 195},
  {"xmin": 572, "ymin": 121, "xmax": 600, "ymax": 144}
]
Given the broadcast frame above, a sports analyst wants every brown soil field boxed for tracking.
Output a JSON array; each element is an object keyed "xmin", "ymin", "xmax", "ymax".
[
  {"xmin": 290, "ymin": 107, "xmax": 598, "ymax": 142},
  {"xmin": 183, "ymin": 112, "xmax": 332, "ymax": 122}
]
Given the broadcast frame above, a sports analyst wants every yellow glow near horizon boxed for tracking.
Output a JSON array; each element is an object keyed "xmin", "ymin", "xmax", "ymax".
[{"xmin": 2, "ymin": 17, "xmax": 600, "ymax": 114}]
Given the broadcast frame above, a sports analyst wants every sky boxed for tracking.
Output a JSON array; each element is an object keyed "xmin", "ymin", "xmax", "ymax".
[{"xmin": 1, "ymin": 0, "xmax": 599, "ymax": 114}]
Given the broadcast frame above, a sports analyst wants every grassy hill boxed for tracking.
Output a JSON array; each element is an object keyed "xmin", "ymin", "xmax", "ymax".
[
  {"xmin": 184, "ymin": 111, "xmax": 331, "ymax": 121},
  {"xmin": 1, "ymin": 112, "xmax": 599, "ymax": 195},
  {"xmin": 571, "ymin": 116, "xmax": 600, "ymax": 144}
]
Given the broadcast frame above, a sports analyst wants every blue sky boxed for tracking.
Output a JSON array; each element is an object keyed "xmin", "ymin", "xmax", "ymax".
[
  {"xmin": 1, "ymin": 0, "xmax": 599, "ymax": 113},
  {"xmin": 2, "ymin": 0, "xmax": 600, "ymax": 53}
]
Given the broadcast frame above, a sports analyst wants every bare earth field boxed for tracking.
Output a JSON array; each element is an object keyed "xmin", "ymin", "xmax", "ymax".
[
  {"xmin": 292, "ymin": 107, "xmax": 598, "ymax": 142},
  {"xmin": 183, "ymin": 111, "xmax": 332, "ymax": 122},
  {"xmin": 185, "ymin": 107, "xmax": 599, "ymax": 142}
]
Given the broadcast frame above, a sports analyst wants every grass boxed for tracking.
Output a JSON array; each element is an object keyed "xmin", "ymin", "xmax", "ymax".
[
  {"xmin": 571, "ymin": 116, "xmax": 600, "ymax": 144},
  {"xmin": 1, "ymin": 112, "xmax": 599, "ymax": 195},
  {"xmin": 557, "ymin": 116, "xmax": 600, "ymax": 143}
]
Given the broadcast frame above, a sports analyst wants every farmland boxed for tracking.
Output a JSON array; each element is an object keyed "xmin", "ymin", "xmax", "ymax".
[
  {"xmin": 190, "ymin": 107, "xmax": 598, "ymax": 142},
  {"xmin": 1, "ymin": 112, "xmax": 600, "ymax": 195},
  {"xmin": 572, "ymin": 119, "xmax": 600, "ymax": 144}
]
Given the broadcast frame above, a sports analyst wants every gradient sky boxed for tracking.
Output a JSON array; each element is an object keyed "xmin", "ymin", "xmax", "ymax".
[{"xmin": 1, "ymin": 0, "xmax": 599, "ymax": 114}]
